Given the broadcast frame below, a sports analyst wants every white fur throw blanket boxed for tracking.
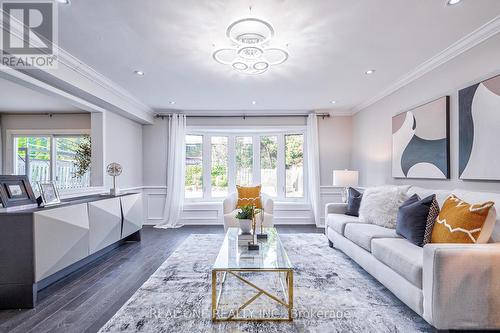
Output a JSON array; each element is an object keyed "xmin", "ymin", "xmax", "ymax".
[{"xmin": 359, "ymin": 186, "xmax": 410, "ymax": 229}]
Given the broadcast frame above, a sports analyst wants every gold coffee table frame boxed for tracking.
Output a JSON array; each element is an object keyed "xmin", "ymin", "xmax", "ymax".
[
  {"xmin": 211, "ymin": 227, "xmax": 294, "ymax": 322},
  {"xmin": 211, "ymin": 268, "xmax": 293, "ymax": 321}
]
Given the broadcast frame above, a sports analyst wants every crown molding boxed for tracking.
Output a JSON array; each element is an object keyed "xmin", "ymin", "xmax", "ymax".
[
  {"xmin": 0, "ymin": 8, "xmax": 154, "ymax": 124},
  {"xmin": 351, "ymin": 15, "xmax": 500, "ymax": 114}
]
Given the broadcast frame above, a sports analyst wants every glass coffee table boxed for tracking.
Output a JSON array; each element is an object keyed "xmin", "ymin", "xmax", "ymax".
[{"xmin": 211, "ymin": 227, "xmax": 294, "ymax": 321}]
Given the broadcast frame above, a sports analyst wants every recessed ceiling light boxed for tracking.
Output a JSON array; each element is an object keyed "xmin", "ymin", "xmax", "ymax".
[
  {"xmin": 365, "ymin": 69, "xmax": 375, "ymax": 75},
  {"xmin": 447, "ymin": 0, "xmax": 461, "ymax": 5},
  {"xmin": 169, "ymin": 101, "xmax": 175, "ymax": 105},
  {"xmin": 330, "ymin": 100, "xmax": 337, "ymax": 104},
  {"xmin": 252, "ymin": 101, "xmax": 257, "ymax": 105},
  {"xmin": 134, "ymin": 70, "xmax": 145, "ymax": 76},
  {"xmin": 55, "ymin": 0, "xmax": 71, "ymax": 4}
]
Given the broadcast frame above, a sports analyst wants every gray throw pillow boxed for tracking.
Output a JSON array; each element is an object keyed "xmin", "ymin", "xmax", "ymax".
[
  {"xmin": 345, "ymin": 187, "xmax": 362, "ymax": 217},
  {"xmin": 396, "ymin": 194, "xmax": 437, "ymax": 247}
]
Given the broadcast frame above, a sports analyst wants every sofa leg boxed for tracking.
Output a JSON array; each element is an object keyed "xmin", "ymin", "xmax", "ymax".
[{"xmin": 328, "ymin": 240, "xmax": 334, "ymax": 248}]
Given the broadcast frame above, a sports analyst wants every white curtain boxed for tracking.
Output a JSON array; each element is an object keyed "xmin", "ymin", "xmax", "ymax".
[
  {"xmin": 155, "ymin": 114, "xmax": 186, "ymax": 229},
  {"xmin": 307, "ymin": 113, "xmax": 321, "ymax": 227}
]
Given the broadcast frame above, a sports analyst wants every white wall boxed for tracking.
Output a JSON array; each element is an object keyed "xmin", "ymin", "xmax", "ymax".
[
  {"xmin": 104, "ymin": 111, "xmax": 143, "ymax": 189},
  {"xmin": 318, "ymin": 115, "xmax": 352, "ymax": 186},
  {"xmin": 351, "ymin": 33, "xmax": 500, "ymax": 192},
  {"xmin": 141, "ymin": 115, "xmax": 351, "ymax": 225}
]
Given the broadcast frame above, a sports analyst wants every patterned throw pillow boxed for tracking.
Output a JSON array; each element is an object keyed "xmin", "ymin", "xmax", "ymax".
[
  {"xmin": 236, "ymin": 185, "xmax": 262, "ymax": 209},
  {"xmin": 431, "ymin": 194, "xmax": 495, "ymax": 244},
  {"xmin": 423, "ymin": 196, "xmax": 440, "ymax": 245}
]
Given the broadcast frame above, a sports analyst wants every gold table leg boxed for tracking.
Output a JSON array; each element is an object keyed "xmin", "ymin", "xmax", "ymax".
[
  {"xmin": 211, "ymin": 269, "xmax": 294, "ymax": 322},
  {"xmin": 211, "ymin": 270, "xmax": 217, "ymax": 321}
]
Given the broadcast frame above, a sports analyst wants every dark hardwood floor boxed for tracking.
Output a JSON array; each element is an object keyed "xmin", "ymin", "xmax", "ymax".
[{"xmin": 0, "ymin": 224, "xmax": 323, "ymax": 333}]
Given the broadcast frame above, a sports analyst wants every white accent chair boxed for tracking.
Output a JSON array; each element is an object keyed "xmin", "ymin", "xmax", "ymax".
[{"xmin": 222, "ymin": 193, "xmax": 274, "ymax": 232}]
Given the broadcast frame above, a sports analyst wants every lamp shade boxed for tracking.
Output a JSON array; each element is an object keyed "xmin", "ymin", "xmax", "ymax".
[{"xmin": 333, "ymin": 170, "xmax": 359, "ymax": 187}]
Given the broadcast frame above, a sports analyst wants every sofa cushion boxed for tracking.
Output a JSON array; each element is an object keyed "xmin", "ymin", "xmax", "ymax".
[
  {"xmin": 396, "ymin": 194, "xmax": 437, "ymax": 247},
  {"xmin": 326, "ymin": 213, "xmax": 361, "ymax": 235},
  {"xmin": 359, "ymin": 185, "xmax": 409, "ymax": 229},
  {"xmin": 236, "ymin": 185, "xmax": 262, "ymax": 209},
  {"xmin": 346, "ymin": 187, "xmax": 363, "ymax": 217},
  {"xmin": 453, "ymin": 189, "xmax": 500, "ymax": 242},
  {"xmin": 372, "ymin": 238, "xmax": 423, "ymax": 288},
  {"xmin": 431, "ymin": 194, "xmax": 495, "ymax": 244},
  {"xmin": 344, "ymin": 223, "xmax": 401, "ymax": 252}
]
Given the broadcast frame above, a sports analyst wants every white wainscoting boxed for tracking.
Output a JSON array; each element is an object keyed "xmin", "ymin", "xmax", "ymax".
[{"xmin": 140, "ymin": 186, "xmax": 343, "ymax": 226}]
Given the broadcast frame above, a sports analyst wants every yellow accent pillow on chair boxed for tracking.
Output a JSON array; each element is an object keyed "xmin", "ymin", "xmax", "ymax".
[
  {"xmin": 236, "ymin": 185, "xmax": 262, "ymax": 209},
  {"xmin": 431, "ymin": 194, "xmax": 495, "ymax": 244}
]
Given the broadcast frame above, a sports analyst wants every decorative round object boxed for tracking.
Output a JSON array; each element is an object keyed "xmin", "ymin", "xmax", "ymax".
[
  {"xmin": 212, "ymin": 16, "xmax": 288, "ymax": 75},
  {"xmin": 106, "ymin": 163, "xmax": 122, "ymax": 177}
]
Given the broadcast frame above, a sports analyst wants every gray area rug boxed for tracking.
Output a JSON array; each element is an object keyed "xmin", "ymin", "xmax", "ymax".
[{"xmin": 99, "ymin": 233, "xmax": 432, "ymax": 332}]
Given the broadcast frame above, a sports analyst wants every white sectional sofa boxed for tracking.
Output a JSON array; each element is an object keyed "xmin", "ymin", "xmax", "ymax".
[{"xmin": 325, "ymin": 186, "xmax": 500, "ymax": 331}]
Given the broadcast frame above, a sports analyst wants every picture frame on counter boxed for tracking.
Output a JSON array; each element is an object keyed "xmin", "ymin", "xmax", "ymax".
[
  {"xmin": 38, "ymin": 181, "xmax": 61, "ymax": 206},
  {"xmin": 0, "ymin": 175, "xmax": 37, "ymax": 208}
]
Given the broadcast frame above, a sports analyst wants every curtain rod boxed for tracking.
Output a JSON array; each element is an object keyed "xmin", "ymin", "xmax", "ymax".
[{"xmin": 154, "ymin": 113, "xmax": 331, "ymax": 119}]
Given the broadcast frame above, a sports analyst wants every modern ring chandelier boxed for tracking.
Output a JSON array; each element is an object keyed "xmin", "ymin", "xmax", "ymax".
[{"xmin": 212, "ymin": 17, "xmax": 288, "ymax": 75}]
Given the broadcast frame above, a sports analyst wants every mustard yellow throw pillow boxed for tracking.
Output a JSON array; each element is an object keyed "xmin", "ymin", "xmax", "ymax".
[
  {"xmin": 236, "ymin": 185, "xmax": 262, "ymax": 209},
  {"xmin": 431, "ymin": 194, "xmax": 495, "ymax": 244}
]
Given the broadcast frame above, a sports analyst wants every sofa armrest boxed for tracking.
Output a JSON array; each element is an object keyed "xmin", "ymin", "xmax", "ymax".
[
  {"xmin": 325, "ymin": 202, "xmax": 347, "ymax": 216},
  {"xmin": 423, "ymin": 243, "xmax": 500, "ymax": 329},
  {"xmin": 223, "ymin": 193, "xmax": 237, "ymax": 214},
  {"xmin": 261, "ymin": 194, "xmax": 274, "ymax": 214}
]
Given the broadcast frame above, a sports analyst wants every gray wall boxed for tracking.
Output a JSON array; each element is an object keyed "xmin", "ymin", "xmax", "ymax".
[
  {"xmin": 318, "ymin": 115, "xmax": 352, "ymax": 186},
  {"xmin": 351, "ymin": 33, "xmax": 500, "ymax": 192},
  {"xmin": 104, "ymin": 111, "xmax": 143, "ymax": 189}
]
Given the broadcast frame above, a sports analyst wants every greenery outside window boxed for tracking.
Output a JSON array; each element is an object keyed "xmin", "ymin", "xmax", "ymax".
[
  {"xmin": 184, "ymin": 129, "xmax": 306, "ymax": 201},
  {"xmin": 14, "ymin": 134, "xmax": 91, "ymax": 190}
]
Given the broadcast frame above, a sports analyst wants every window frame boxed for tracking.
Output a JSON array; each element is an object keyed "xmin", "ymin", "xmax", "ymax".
[
  {"xmin": 185, "ymin": 126, "xmax": 307, "ymax": 202},
  {"xmin": 7, "ymin": 129, "xmax": 91, "ymax": 191}
]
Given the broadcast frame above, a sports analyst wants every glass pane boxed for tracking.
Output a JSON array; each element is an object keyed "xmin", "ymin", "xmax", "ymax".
[
  {"xmin": 56, "ymin": 136, "xmax": 91, "ymax": 189},
  {"xmin": 211, "ymin": 136, "xmax": 228, "ymax": 197},
  {"xmin": 285, "ymin": 134, "xmax": 304, "ymax": 198},
  {"xmin": 236, "ymin": 136, "xmax": 253, "ymax": 186},
  {"xmin": 260, "ymin": 136, "xmax": 277, "ymax": 196},
  {"xmin": 185, "ymin": 135, "xmax": 203, "ymax": 198},
  {"xmin": 15, "ymin": 136, "xmax": 51, "ymax": 188}
]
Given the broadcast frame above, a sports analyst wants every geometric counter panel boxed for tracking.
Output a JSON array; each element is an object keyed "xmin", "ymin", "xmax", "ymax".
[
  {"xmin": 88, "ymin": 197, "xmax": 122, "ymax": 254},
  {"xmin": 121, "ymin": 193, "xmax": 143, "ymax": 238},
  {"xmin": 34, "ymin": 203, "xmax": 90, "ymax": 282}
]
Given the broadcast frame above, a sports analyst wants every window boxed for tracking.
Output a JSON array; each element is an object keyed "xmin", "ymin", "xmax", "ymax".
[
  {"xmin": 260, "ymin": 136, "xmax": 278, "ymax": 197},
  {"xmin": 236, "ymin": 136, "xmax": 253, "ymax": 186},
  {"xmin": 211, "ymin": 136, "xmax": 228, "ymax": 197},
  {"xmin": 55, "ymin": 136, "xmax": 91, "ymax": 189},
  {"xmin": 184, "ymin": 130, "xmax": 306, "ymax": 201},
  {"xmin": 14, "ymin": 135, "xmax": 91, "ymax": 190},
  {"xmin": 285, "ymin": 134, "xmax": 304, "ymax": 198},
  {"xmin": 185, "ymin": 135, "xmax": 203, "ymax": 198}
]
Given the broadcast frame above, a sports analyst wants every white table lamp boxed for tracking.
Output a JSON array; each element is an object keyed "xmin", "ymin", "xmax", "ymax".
[{"xmin": 333, "ymin": 170, "xmax": 359, "ymax": 203}]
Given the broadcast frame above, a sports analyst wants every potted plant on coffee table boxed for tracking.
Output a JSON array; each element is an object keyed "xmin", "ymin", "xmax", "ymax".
[{"xmin": 235, "ymin": 205, "xmax": 254, "ymax": 234}]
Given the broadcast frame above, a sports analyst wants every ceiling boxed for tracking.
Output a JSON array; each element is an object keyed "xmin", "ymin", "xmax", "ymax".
[
  {"xmin": 3, "ymin": 0, "xmax": 500, "ymax": 114},
  {"xmin": 0, "ymin": 78, "xmax": 82, "ymax": 113}
]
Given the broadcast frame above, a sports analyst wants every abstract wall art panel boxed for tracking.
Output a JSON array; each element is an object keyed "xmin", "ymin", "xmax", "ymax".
[
  {"xmin": 459, "ymin": 74, "xmax": 500, "ymax": 180},
  {"xmin": 392, "ymin": 96, "xmax": 450, "ymax": 179}
]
